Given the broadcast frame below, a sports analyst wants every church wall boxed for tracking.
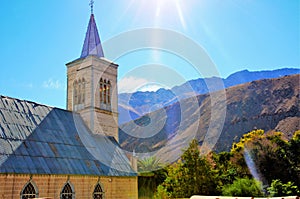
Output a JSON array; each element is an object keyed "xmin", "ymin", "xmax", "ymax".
[
  {"xmin": 78, "ymin": 107, "xmax": 119, "ymax": 140},
  {"xmin": 95, "ymin": 109, "xmax": 119, "ymax": 140},
  {"xmin": 0, "ymin": 174, "xmax": 137, "ymax": 199}
]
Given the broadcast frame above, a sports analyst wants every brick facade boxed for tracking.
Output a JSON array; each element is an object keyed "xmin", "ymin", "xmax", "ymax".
[{"xmin": 0, "ymin": 174, "xmax": 137, "ymax": 199}]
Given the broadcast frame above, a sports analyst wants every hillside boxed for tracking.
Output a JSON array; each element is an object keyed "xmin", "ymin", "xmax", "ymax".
[
  {"xmin": 118, "ymin": 68, "xmax": 300, "ymax": 124},
  {"xmin": 119, "ymin": 74, "xmax": 300, "ymax": 163}
]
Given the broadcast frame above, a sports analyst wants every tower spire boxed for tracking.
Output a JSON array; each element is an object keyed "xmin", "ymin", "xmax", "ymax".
[{"xmin": 80, "ymin": 0, "xmax": 104, "ymax": 58}]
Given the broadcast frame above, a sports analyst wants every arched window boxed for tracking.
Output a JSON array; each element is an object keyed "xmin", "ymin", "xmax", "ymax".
[
  {"xmin": 73, "ymin": 78, "xmax": 85, "ymax": 111},
  {"xmin": 73, "ymin": 80, "xmax": 78, "ymax": 105},
  {"xmin": 107, "ymin": 81, "xmax": 111, "ymax": 104},
  {"xmin": 78, "ymin": 79, "xmax": 82, "ymax": 104},
  {"xmin": 81, "ymin": 78, "xmax": 85, "ymax": 104},
  {"xmin": 100, "ymin": 78, "xmax": 104, "ymax": 103},
  {"xmin": 93, "ymin": 183, "xmax": 104, "ymax": 199},
  {"xmin": 61, "ymin": 182, "xmax": 74, "ymax": 199},
  {"xmin": 103, "ymin": 80, "xmax": 107, "ymax": 104},
  {"xmin": 20, "ymin": 181, "xmax": 38, "ymax": 199},
  {"xmin": 99, "ymin": 78, "xmax": 111, "ymax": 107}
]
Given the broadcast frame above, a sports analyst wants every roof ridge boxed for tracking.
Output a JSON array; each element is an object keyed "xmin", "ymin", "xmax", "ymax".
[
  {"xmin": 0, "ymin": 95, "xmax": 74, "ymax": 113},
  {"xmin": 0, "ymin": 95, "xmax": 49, "ymax": 107}
]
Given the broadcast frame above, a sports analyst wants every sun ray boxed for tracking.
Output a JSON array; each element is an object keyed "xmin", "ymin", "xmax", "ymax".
[
  {"xmin": 155, "ymin": 0, "xmax": 161, "ymax": 17},
  {"xmin": 175, "ymin": 1, "xmax": 186, "ymax": 29}
]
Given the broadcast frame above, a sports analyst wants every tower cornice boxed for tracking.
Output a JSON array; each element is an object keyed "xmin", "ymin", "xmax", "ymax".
[{"xmin": 66, "ymin": 55, "xmax": 118, "ymax": 69}]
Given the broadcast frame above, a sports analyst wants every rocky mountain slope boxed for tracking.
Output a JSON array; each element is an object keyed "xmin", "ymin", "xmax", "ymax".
[
  {"xmin": 118, "ymin": 68, "xmax": 299, "ymax": 124},
  {"xmin": 119, "ymin": 74, "xmax": 299, "ymax": 163}
]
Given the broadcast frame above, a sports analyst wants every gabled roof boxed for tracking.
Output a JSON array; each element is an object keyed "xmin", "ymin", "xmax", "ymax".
[
  {"xmin": 0, "ymin": 96, "xmax": 135, "ymax": 176},
  {"xmin": 80, "ymin": 14, "xmax": 104, "ymax": 58}
]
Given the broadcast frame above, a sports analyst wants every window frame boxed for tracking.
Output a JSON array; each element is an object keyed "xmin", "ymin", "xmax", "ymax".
[
  {"xmin": 99, "ymin": 78, "xmax": 111, "ymax": 111},
  {"xmin": 73, "ymin": 78, "xmax": 85, "ymax": 111},
  {"xmin": 73, "ymin": 80, "xmax": 78, "ymax": 106},
  {"xmin": 93, "ymin": 182, "xmax": 105, "ymax": 199},
  {"xmin": 20, "ymin": 180, "xmax": 39, "ymax": 199},
  {"xmin": 60, "ymin": 181, "xmax": 75, "ymax": 199}
]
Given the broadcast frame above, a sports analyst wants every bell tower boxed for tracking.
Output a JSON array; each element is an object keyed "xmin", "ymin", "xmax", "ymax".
[{"xmin": 66, "ymin": 4, "xmax": 119, "ymax": 141}]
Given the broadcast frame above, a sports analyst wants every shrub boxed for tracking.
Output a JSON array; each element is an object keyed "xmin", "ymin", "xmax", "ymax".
[
  {"xmin": 154, "ymin": 185, "xmax": 170, "ymax": 199},
  {"xmin": 222, "ymin": 178, "xmax": 263, "ymax": 197},
  {"xmin": 267, "ymin": 179, "xmax": 300, "ymax": 196}
]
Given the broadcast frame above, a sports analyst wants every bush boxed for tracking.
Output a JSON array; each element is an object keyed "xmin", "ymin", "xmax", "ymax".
[
  {"xmin": 222, "ymin": 178, "xmax": 264, "ymax": 197},
  {"xmin": 154, "ymin": 185, "xmax": 170, "ymax": 199},
  {"xmin": 267, "ymin": 179, "xmax": 300, "ymax": 196}
]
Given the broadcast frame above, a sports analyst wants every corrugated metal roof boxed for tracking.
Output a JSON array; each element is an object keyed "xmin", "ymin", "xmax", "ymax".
[{"xmin": 0, "ymin": 96, "xmax": 136, "ymax": 176}]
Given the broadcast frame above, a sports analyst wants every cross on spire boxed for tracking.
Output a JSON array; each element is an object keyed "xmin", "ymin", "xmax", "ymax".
[{"xmin": 89, "ymin": 0, "xmax": 94, "ymax": 14}]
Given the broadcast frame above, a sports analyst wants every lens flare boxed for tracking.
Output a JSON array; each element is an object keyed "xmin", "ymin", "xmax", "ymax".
[{"xmin": 244, "ymin": 148, "xmax": 260, "ymax": 180}]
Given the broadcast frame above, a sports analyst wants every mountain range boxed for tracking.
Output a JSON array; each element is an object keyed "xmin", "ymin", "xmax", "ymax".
[
  {"xmin": 119, "ymin": 73, "xmax": 299, "ymax": 163},
  {"xmin": 118, "ymin": 68, "xmax": 299, "ymax": 124}
]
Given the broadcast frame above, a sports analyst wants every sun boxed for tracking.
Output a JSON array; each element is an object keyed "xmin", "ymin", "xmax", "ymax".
[
  {"xmin": 154, "ymin": 0, "xmax": 186, "ymax": 28},
  {"xmin": 128, "ymin": 0, "xmax": 188, "ymax": 29},
  {"xmin": 155, "ymin": 0, "xmax": 186, "ymax": 27}
]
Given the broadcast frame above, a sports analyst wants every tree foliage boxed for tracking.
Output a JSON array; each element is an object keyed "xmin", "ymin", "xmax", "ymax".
[
  {"xmin": 222, "ymin": 178, "xmax": 263, "ymax": 197},
  {"xmin": 267, "ymin": 179, "xmax": 300, "ymax": 196},
  {"xmin": 153, "ymin": 130, "xmax": 300, "ymax": 198},
  {"xmin": 230, "ymin": 130, "xmax": 300, "ymax": 187},
  {"xmin": 156, "ymin": 139, "xmax": 218, "ymax": 198}
]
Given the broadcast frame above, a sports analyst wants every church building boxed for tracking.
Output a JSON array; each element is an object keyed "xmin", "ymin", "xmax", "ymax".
[{"xmin": 0, "ymin": 3, "xmax": 138, "ymax": 199}]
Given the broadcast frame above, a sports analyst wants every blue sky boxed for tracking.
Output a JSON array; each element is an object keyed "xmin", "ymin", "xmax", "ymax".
[{"xmin": 0, "ymin": 0, "xmax": 299, "ymax": 109}]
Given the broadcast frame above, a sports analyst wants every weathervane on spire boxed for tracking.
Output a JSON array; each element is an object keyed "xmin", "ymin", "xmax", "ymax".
[{"xmin": 89, "ymin": 0, "xmax": 95, "ymax": 14}]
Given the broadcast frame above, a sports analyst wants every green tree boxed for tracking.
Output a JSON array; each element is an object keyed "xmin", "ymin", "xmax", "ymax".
[
  {"xmin": 285, "ymin": 130, "xmax": 300, "ymax": 187},
  {"xmin": 155, "ymin": 130, "xmax": 300, "ymax": 198},
  {"xmin": 211, "ymin": 151, "xmax": 239, "ymax": 192},
  {"xmin": 231, "ymin": 129, "xmax": 265, "ymax": 153},
  {"xmin": 157, "ymin": 139, "xmax": 218, "ymax": 198},
  {"xmin": 230, "ymin": 130, "xmax": 265, "ymax": 178},
  {"xmin": 245, "ymin": 133, "xmax": 290, "ymax": 186},
  {"xmin": 154, "ymin": 185, "xmax": 170, "ymax": 199},
  {"xmin": 230, "ymin": 129, "xmax": 297, "ymax": 187}
]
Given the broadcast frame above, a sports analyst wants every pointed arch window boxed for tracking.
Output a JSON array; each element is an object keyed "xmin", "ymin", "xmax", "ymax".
[
  {"xmin": 73, "ymin": 78, "xmax": 86, "ymax": 111},
  {"xmin": 78, "ymin": 79, "xmax": 82, "ymax": 104},
  {"xmin": 93, "ymin": 183, "xmax": 104, "ymax": 199},
  {"xmin": 107, "ymin": 80, "xmax": 111, "ymax": 104},
  {"xmin": 20, "ymin": 181, "xmax": 38, "ymax": 199},
  {"xmin": 103, "ymin": 79, "xmax": 107, "ymax": 104},
  {"xmin": 73, "ymin": 80, "xmax": 78, "ymax": 105},
  {"xmin": 81, "ymin": 78, "xmax": 86, "ymax": 104},
  {"xmin": 100, "ymin": 78, "xmax": 104, "ymax": 103},
  {"xmin": 99, "ymin": 78, "xmax": 111, "ymax": 110},
  {"xmin": 60, "ymin": 182, "xmax": 75, "ymax": 199}
]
